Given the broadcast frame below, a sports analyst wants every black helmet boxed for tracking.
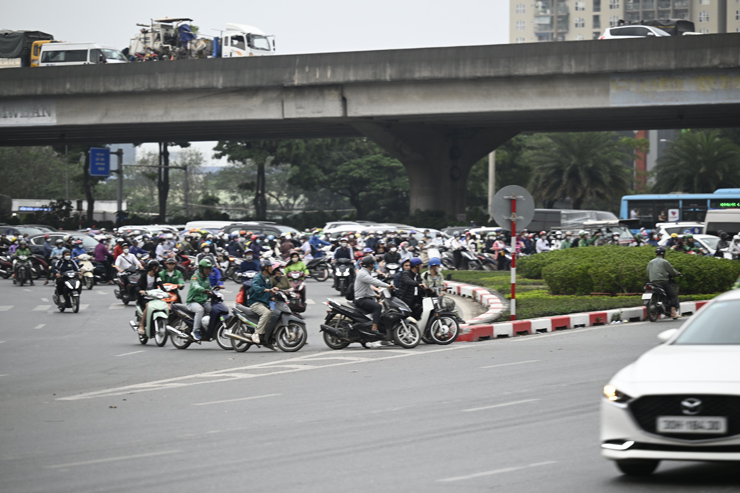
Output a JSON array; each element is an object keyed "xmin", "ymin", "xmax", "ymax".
[
  {"xmin": 361, "ymin": 256, "xmax": 375, "ymax": 267},
  {"xmin": 147, "ymin": 259, "xmax": 161, "ymax": 271},
  {"xmin": 655, "ymin": 247, "xmax": 666, "ymax": 256}
]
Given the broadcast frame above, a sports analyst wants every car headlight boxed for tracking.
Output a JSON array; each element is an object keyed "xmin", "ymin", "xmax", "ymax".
[{"xmin": 603, "ymin": 385, "xmax": 632, "ymax": 403}]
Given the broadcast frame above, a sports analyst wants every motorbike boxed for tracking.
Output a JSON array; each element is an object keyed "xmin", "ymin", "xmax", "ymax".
[
  {"xmin": 287, "ymin": 270, "xmax": 307, "ymax": 313},
  {"xmin": 12, "ymin": 255, "xmax": 33, "ymax": 286},
  {"xmin": 0, "ymin": 254, "xmax": 11, "ymax": 279},
  {"xmin": 76, "ymin": 254, "xmax": 96, "ymax": 290},
  {"xmin": 220, "ymin": 290, "xmax": 307, "ymax": 352},
  {"xmin": 333, "ymin": 258, "xmax": 355, "ymax": 296},
  {"xmin": 385, "ymin": 262, "xmax": 401, "ymax": 279},
  {"xmin": 306, "ymin": 257, "xmax": 330, "ymax": 282},
  {"xmin": 53, "ymin": 270, "xmax": 81, "ymax": 313},
  {"xmin": 643, "ymin": 278, "xmax": 680, "ymax": 322},
  {"xmin": 417, "ymin": 288, "xmax": 460, "ymax": 345},
  {"xmin": 235, "ymin": 269, "xmax": 258, "ymax": 289},
  {"xmin": 475, "ymin": 252, "xmax": 497, "ymax": 271},
  {"xmin": 461, "ymin": 246, "xmax": 483, "ymax": 270},
  {"xmin": 320, "ymin": 288, "xmax": 421, "ymax": 349},
  {"xmin": 226, "ymin": 256, "xmax": 243, "ymax": 282},
  {"xmin": 128, "ymin": 283, "xmax": 179, "ymax": 346},
  {"xmin": 166, "ymin": 291, "xmax": 235, "ymax": 350},
  {"xmin": 436, "ymin": 246, "xmax": 457, "ymax": 271},
  {"xmin": 114, "ymin": 270, "xmax": 141, "ymax": 305},
  {"xmin": 30, "ymin": 255, "xmax": 49, "ymax": 280}
]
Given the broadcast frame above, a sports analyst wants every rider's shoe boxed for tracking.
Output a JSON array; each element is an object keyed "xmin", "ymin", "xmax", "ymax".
[
  {"xmin": 192, "ymin": 330, "xmax": 202, "ymax": 341},
  {"xmin": 251, "ymin": 333, "xmax": 261, "ymax": 344}
]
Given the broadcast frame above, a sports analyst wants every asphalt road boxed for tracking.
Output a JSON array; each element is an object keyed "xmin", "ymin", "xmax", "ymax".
[{"xmin": 0, "ymin": 276, "xmax": 735, "ymax": 493}]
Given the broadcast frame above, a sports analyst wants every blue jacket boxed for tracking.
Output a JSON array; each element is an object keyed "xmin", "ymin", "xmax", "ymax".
[
  {"xmin": 310, "ymin": 236, "xmax": 331, "ymax": 257},
  {"xmin": 240, "ymin": 259, "xmax": 261, "ymax": 273},
  {"xmin": 248, "ymin": 272, "xmax": 272, "ymax": 307},
  {"xmin": 209, "ymin": 267, "xmax": 224, "ymax": 288},
  {"xmin": 71, "ymin": 246, "xmax": 87, "ymax": 259}
]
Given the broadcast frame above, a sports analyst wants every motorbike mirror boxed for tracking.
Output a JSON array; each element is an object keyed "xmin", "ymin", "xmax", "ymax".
[{"xmin": 657, "ymin": 328, "xmax": 678, "ymax": 343}]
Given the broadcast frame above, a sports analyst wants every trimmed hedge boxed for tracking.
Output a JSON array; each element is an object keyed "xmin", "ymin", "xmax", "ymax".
[{"xmin": 522, "ymin": 246, "xmax": 740, "ymax": 295}]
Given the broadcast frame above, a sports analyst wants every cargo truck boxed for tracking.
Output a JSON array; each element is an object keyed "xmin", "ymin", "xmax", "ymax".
[{"xmin": 0, "ymin": 30, "xmax": 54, "ymax": 68}]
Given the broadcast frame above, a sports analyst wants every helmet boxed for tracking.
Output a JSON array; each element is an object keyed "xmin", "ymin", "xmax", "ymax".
[
  {"xmin": 165, "ymin": 233, "xmax": 173, "ymax": 239},
  {"xmin": 268, "ymin": 235, "xmax": 274, "ymax": 240},
  {"xmin": 655, "ymin": 247, "xmax": 667, "ymax": 256},
  {"xmin": 409, "ymin": 257, "xmax": 422, "ymax": 267},
  {"xmin": 19, "ymin": 239, "xmax": 27, "ymax": 246},
  {"xmin": 116, "ymin": 237, "xmax": 124, "ymax": 243},
  {"xmin": 198, "ymin": 259, "xmax": 213, "ymax": 269},
  {"xmin": 63, "ymin": 235, "xmax": 71, "ymax": 242},
  {"xmin": 261, "ymin": 259, "xmax": 273, "ymax": 270},
  {"xmin": 239, "ymin": 230, "xmax": 246, "ymax": 235},
  {"xmin": 146, "ymin": 259, "xmax": 161, "ymax": 271},
  {"xmin": 55, "ymin": 239, "xmax": 63, "ymax": 245},
  {"xmin": 271, "ymin": 261, "xmax": 283, "ymax": 270},
  {"xmin": 539, "ymin": 231, "xmax": 546, "ymax": 236},
  {"xmin": 75, "ymin": 239, "xmax": 83, "ymax": 245},
  {"xmin": 201, "ymin": 242, "xmax": 210, "ymax": 249},
  {"xmin": 360, "ymin": 256, "xmax": 375, "ymax": 267},
  {"xmin": 354, "ymin": 251, "xmax": 364, "ymax": 259},
  {"xmin": 685, "ymin": 233, "xmax": 693, "ymax": 239},
  {"xmin": 453, "ymin": 232, "xmax": 461, "ymax": 237},
  {"xmin": 165, "ymin": 257, "xmax": 177, "ymax": 264},
  {"xmin": 428, "ymin": 257, "xmax": 441, "ymax": 267},
  {"xmin": 251, "ymin": 235, "xmax": 258, "ymax": 240},
  {"xmin": 671, "ymin": 233, "xmax": 678, "ymax": 238},
  {"xmin": 43, "ymin": 234, "xmax": 50, "ymax": 239},
  {"xmin": 565, "ymin": 231, "xmax": 572, "ymax": 236}
]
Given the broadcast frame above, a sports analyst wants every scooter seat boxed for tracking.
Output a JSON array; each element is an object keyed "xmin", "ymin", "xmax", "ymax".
[
  {"xmin": 172, "ymin": 303, "xmax": 195, "ymax": 317},
  {"xmin": 234, "ymin": 303, "xmax": 257, "ymax": 317}
]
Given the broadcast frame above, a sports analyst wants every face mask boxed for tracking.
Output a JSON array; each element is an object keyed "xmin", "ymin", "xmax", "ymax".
[
  {"xmin": 203, "ymin": 248, "xmax": 210, "ymax": 253},
  {"xmin": 256, "ymin": 240, "xmax": 261, "ymax": 244},
  {"xmin": 123, "ymin": 249, "xmax": 130, "ymax": 254},
  {"xmin": 291, "ymin": 257, "xmax": 299, "ymax": 262},
  {"xmin": 245, "ymin": 256, "xmax": 253, "ymax": 261},
  {"xmin": 63, "ymin": 255, "xmax": 71, "ymax": 260},
  {"xmin": 341, "ymin": 242, "xmax": 347, "ymax": 248},
  {"xmin": 390, "ymin": 247, "xmax": 397, "ymax": 253}
]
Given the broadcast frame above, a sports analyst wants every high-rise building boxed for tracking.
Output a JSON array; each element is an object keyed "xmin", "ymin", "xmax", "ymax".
[{"xmin": 510, "ymin": 0, "xmax": 732, "ymax": 43}]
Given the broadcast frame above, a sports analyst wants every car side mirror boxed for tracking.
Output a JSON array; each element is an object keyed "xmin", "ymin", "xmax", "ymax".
[
  {"xmin": 657, "ymin": 328, "xmax": 678, "ymax": 343},
  {"xmin": 646, "ymin": 32, "xmax": 656, "ymax": 37}
]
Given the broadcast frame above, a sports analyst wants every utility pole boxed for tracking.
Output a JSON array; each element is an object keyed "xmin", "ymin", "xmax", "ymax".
[
  {"xmin": 111, "ymin": 149, "xmax": 124, "ymax": 226},
  {"xmin": 183, "ymin": 165, "xmax": 189, "ymax": 218},
  {"xmin": 487, "ymin": 151, "xmax": 496, "ymax": 220}
]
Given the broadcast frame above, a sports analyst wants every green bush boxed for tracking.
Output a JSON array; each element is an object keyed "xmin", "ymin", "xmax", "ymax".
[{"xmin": 537, "ymin": 246, "xmax": 740, "ymax": 295}]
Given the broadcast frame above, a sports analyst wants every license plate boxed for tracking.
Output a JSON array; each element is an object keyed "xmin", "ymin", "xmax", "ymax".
[
  {"xmin": 641, "ymin": 293, "xmax": 652, "ymax": 300},
  {"xmin": 657, "ymin": 416, "xmax": 727, "ymax": 434}
]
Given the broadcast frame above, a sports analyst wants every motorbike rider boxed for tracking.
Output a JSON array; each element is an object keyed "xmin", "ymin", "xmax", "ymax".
[
  {"xmin": 247, "ymin": 260, "xmax": 280, "ymax": 347},
  {"xmin": 52, "ymin": 250, "xmax": 80, "ymax": 305},
  {"xmin": 493, "ymin": 235, "xmax": 508, "ymax": 271},
  {"xmin": 647, "ymin": 247, "xmax": 681, "ymax": 320},
  {"xmin": 715, "ymin": 232, "xmax": 731, "ymax": 257},
  {"xmin": 399, "ymin": 257, "xmax": 426, "ymax": 319},
  {"xmin": 160, "ymin": 257, "xmax": 185, "ymax": 302},
  {"xmin": 535, "ymin": 231, "xmax": 550, "ymax": 253},
  {"xmin": 728, "ymin": 235, "xmax": 740, "ymax": 257},
  {"xmin": 682, "ymin": 234, "xmax": 703, "ymax": 254},
  {"xmin": 12, "ymin": 239, "xmax": 34, "ymax": 285},
  {"xmin": 94, "ymin": 236, "xmax": 114, "ymax": 284},
  {"xmin": 135, "ymin": 260, "xmax": 165, "ymax": 335},
  {"xmin": 115, "ymin": 243, "xmax": 144, "ymax": 276},
  {"xmin": 186, "ymin": 259, "xmax": 216, "ymax": 341},
  {"xmin": 421, "ymin": 257, "xmax": 445, "ymax": 291},
  {"xmin": 41, "ymin": 235, "xmax": 53, "ymax": 259},
  {"xmin": 309, "ymin": 231, "xmax": 331, "ymax": 258},
  {"xmin": 354, "ymin": 255, "xmax": 395, "ymax": 333},
  {"xmin": 383, "ymin": 244, "xmax": 402, "ymax": 266},
  {"xmin": 70, "ymin": 240, "xmax": 87, "ymax": 260},
  {"xmin": 196, "ymin": 242, "xmax": 216, "ymax": 265}
]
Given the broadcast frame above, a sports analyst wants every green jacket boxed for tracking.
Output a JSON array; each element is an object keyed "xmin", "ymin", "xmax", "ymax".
[
  {"xmin": 248, "ymin": 272, "xmax": 272, "ymax": 307},
  {"xmin": 160, "ymin": 268, "xmax": 185, "ymax": 286},
  {"xmin": 186, "ymin": 271, "xmax": 211, "ymax": 304},
  {"xmin": 647, "ymin": 257, "xmax": 679, "ymax": 282},
  {"xmin": 13, "ymin": 247, "xmax": 32, "ymax": 258},
  {"xmin": 284, "ymin": 260, "xmax": 309, "ymax": 276}
]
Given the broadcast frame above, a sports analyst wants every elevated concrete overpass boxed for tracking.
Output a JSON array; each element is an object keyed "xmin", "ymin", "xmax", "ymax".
[{"xmin": 1, "ymin": 34, "xmax": 739, "ymax": 216}]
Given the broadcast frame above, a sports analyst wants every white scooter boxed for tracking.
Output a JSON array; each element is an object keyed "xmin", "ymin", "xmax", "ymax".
[{"xmin": 416, "ymin": 287, "xmax": 460, "ymax": 345}]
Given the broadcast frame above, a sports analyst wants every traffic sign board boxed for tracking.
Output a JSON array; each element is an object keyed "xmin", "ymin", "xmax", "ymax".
[
  {"xmin": 491, "ymin": 185, "xmax": 535, "ymax": 231},
  {"xmin": 89, "ymin": 147, "xmax": 110, "ymax": 177}
]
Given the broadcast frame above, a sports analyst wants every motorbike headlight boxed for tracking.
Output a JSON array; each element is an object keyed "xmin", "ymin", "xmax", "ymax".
[{"xmin": 603, "ymin": 385, "xmax": 632, "ymax": 403}]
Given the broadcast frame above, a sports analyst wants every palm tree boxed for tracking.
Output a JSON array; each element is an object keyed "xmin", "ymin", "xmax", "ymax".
[
  {"xmin": 652, "ymin": 130, "xmax": 740, "ymax": 193},
  {"xmin": 526, "ymin": 132, "xmax": 632, "ymax": 209}
]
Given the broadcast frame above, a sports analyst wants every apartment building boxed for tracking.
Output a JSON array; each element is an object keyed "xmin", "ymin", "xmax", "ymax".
[{"xmin": 510, "ymin": 0, "xmax": 735, "ymax": 43}]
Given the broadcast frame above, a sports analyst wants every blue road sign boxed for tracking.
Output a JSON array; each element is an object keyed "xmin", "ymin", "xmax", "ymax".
[{"xmin": 89, "ymin": 147, "xmax": 110, "ymax": 177}]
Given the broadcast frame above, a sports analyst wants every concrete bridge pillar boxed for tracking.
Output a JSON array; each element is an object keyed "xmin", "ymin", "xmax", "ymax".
[{"xmin": 353, "ymin": 122, "xmax": 518, "ymax": 219}]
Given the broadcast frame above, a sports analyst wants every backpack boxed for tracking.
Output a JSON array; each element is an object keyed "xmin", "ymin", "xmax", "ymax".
[{"xmin": 345, "ymin": 279, "xmax": 355, "ymax": 301}]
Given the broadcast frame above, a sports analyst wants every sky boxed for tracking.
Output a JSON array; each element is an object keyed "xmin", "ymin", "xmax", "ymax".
[{"xmin": 4, "ymin": 0, "xmax": 511, "ymax": 164}]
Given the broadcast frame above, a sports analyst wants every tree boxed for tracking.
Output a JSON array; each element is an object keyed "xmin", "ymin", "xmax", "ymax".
[
  {"xmin": 0, "ymin": 146, "xmax": 71, "ymax": 199},
  {"xmin": 526, "ymin": 132, "xmax": 632, "ymax": 210},
  {"xmin": 652, "ymin": 130, "xmax": 740, "ymax": 193}
]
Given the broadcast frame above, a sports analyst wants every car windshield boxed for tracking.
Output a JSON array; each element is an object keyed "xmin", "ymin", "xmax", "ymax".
[
  {"xmin": 673, "ymin": 300, "xmax": 740, "ymax": 345},
  {"xmin": 700, "ymin": 236, "xmax": 719, "ymax": 250}
]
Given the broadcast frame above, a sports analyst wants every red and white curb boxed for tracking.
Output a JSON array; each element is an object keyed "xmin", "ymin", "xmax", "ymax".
[
  {"xmin": 444, "ymin": 280, "xmax": 710, "ymax": 343},
  {"xmin": 444, "ymin": 281, "xmax": 504, "ymax": 324}
]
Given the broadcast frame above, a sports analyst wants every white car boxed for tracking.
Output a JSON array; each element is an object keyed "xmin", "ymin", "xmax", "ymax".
[
  {"xmin": 599, "ymin": 25, "xmax": 671, "ymax": 39},
  {"xmin": 654, "ymin": 222, "xmax": 705, "ymax": 239},
  {"xmin": 601, "ymin": 290, "xmax": 740, "ymax": 476}
]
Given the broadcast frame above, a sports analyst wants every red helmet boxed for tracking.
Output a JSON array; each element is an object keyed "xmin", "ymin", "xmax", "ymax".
[
  {"xmin": 251, "ymin": 234, "xmax": 258, "ymax": 240},
  {"xmin": 354, "ymin": 250, "xmax": 364, "ymax": 259}
]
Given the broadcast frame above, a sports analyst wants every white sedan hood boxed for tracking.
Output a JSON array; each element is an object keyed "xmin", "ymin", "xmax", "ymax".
[{"xmin": 613, "ymin": 345, "xmax": 740, "ymax": 396}]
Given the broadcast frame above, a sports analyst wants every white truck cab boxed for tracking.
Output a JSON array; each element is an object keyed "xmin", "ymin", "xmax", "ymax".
[
  {"xmin": 219, "ymin": 23, "xmax": 275, "ymax": 57},
  {"xmin": 39, "ymin": 43, "xmax": 128, "ymax": 67}
]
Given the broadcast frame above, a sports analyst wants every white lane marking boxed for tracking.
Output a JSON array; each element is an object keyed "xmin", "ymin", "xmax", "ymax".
[
  {"xmin": 34, "ymin": 324, "xmax": 46, "ymax": 330},
  {"xmin": 480, "ymin": 359, "xmax": 539, "ymax": 369},
  {"xmin": 306, "ymin": 299, "xmax": 315, "ymax": 304},
  {"xmin": 0, "ymin": 374, "xmax": 7, "ymax": 377},
  {"xmin": 41, "ymin": 298, "xmax": 49, "ymax": 302},
  {"xmin": 222, "ymin": 290, "xmax": 232, "ymax": 294},
  {"xmin": 58, "ymin": 345, "xmax": 467, "ymax": 401},
  {"xmin": 0, "ymin": 341, "xmax": 5, "ymax": 344},
  {"xmin": 116, "ymin": 350, "xmax": 145, "ymax": 357},
  {"xmin": 438, "ymin": 461, "xmax": 558, "ymax": 482},
  {"xmin": 23, "ymin": 288, "xmax": 32, "ymax": 292},
  {"xmin": 97, "ymin": 290, "xmax": 108, "ymax": 295},
  {"xmin": 462, "ymin": 399, "xmax": 539, "ymax": 413},
  {"xmin": 33, "ymin": 305, "xmax": 52, "ymax": 311},
  {"xmin": 193, "ymin": 393, "xmax": 281, "ymax": 406},
  {"xmin": 108, "ymin": 304, "xmax": 124, "ymax": 310},
  {"xmin": 48, "ymin": 450, "xmax": 181, "ymax": 469},
  {"xmin": 0, "ymin": 306, "xmax": 13, "ymax": 311}
]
